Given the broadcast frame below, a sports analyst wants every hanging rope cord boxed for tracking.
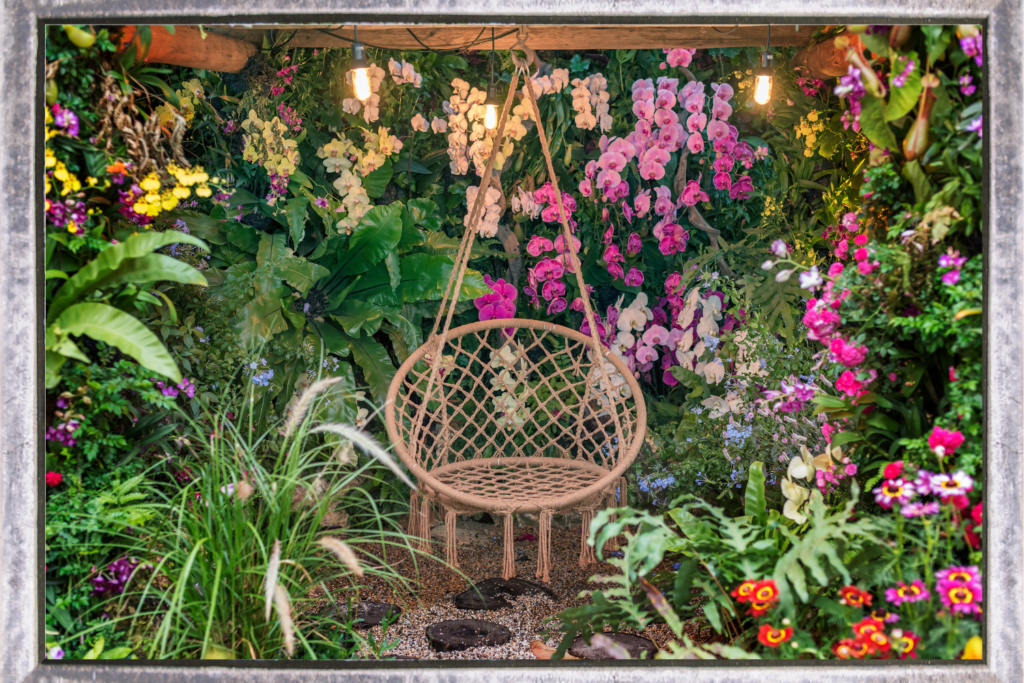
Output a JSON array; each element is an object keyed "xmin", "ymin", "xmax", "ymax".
[{"xmin": 405, "ymin": 28, "xmax": 628, "ymax": 479}]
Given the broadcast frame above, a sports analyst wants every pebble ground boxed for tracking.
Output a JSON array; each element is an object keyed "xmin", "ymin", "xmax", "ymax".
[{"xmin": 312, "ymin": 524, "xmax": 710, "ymax": 660}]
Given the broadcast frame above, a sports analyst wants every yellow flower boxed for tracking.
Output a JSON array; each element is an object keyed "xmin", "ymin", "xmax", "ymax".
[
  {"xmin": 807, "ymin": 111, "xmax": 819, "ymax": 122},
  {"xmin": 962, "ymin": 636, "xmax": 982, "ymax": 660},
  {"xmin": 195, "ymin": 184, "xmax": 212, "ymax": 198},
  {"xmin": 86, "ymin": 176, "xmax": 97, "ymax": 187},
  {"xmin": 140, "ymin": 174, "xmax": 161, "ymax": 193},
  {"xmin": 45, "ymin": 148, "xmax": 56, "ymax": 168},
  {"xmin": 803, "ymin": 148, "xmax": 814, "ymax": 157},
  {"xmin": 172, "ymin": 185, "xmax": 191, "ymax": 199},
  {"xmin": 66, "ymin": 220, "xmax": 78, "ymax": 233}
]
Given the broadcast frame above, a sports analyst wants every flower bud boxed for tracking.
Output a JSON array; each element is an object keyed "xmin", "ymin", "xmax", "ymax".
[
  {"xmin": 903, "ymin": 88, "xmax": 936, "ymax": 162},
  {"xmin": 775, "ymin": 269, "xmax": 793, "ymax": 283},
  {"xmin": 761, "ymin": 260, "xmax": 775, "ymax": 270},
  {"xmin": 889, "ymin": 25, "xmax": 912, "ymax": 49}
]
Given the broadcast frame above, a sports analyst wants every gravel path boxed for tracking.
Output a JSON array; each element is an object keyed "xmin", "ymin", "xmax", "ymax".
[{"xmin": 313, "ymin": 522, "xmax": 708, "ymax": 660}]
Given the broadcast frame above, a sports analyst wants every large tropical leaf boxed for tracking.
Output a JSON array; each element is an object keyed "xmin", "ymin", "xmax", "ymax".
[
  {"xmin": 344, "ymin": 332, "xmax": 396, "ymax": 402},
  {"xmin": 274, "ymin": 257, "xmax": 330, "ymax": 295},
  {"xmin": 345, "ymin": 263, "xmax": 400, "ymax": 306},
  {"xmin": 48, "ymin": 231, "xmax": 208, "ymax": 323},
  {"xmin": 331, "ymin": 300, "xmax": 385, "ymax": 336},
  {"xmin": 100, "ymin": 254, "xmax": 208, "ymax": 291},
  {"xmin": 398, "ymin": 253, "xmax": 488, "ymax": 303},
  {"xmin": 166, "ymin": 209, "xmax": 227, "ymax": 245},
  {"xmin": 236, "ymin": 292, "xmax": 289, "ymax": 346},
  {"xmin": 282, "ymin": 196, "xmax": 309, "ymax": 248},
  {"xmin": 334, "ymin": 205, "xmax": 402, "ymax": 275},
  {"xmin": 361, "ymin": 160, "xmax": 393, "ymax": 198},
  {"xmin": 858, "ymin": 95, "xmax": 899, "ymax": 153},
  {"xmin": 308, "ymin": 319, "xmax": 351, "ymax": 356},
  {"xmin": 51, "ymin": 303, "xmax": 181, "ymax": 381}
]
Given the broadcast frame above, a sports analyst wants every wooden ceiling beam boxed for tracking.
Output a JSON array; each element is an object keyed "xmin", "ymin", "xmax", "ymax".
[{"xmin": 206, "ymin": 24, "xmax": 817, "ymax": 51}]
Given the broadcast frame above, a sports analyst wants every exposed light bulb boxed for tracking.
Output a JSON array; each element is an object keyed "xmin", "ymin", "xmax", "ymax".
[
  {"xmin": 754, "ymin": 74, "xmax": 772, "ymax": 105},
  {"xmin": 484, "ymin": 104, "xmax": 498, "ymax": 130},
  {"xmin": 353, "ymin": 67, "xmax": 371, "ymax": 102}
]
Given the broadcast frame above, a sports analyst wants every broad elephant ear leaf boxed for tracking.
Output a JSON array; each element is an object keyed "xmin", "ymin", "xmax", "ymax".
[
  {"xmin": 335, "ymin": 205, "xmax": 403, "ymax": 276},
  {"xmin": 51, "ymin": 302, "xmax": 181, "ymax": 381},
  {"xmin": 236, "ymin": 293, "xmax": 289, "ymax": 345},
  {"xmin": 282, "ymin": 196, "xmax": 309, "ymax": 248},
  {"xmin": 100, "ymin": 254, "xmax": 208, "ymax": 291},
  {"xmin": 398, "ymin": 253, "xmax": 489, "ymax": 302},
  {"xmin": 48, "ymin": 231, "xmax": 208, "ymax": 324},
  {"xmin": 331, "ymin": 300, "xmax": 385, "ymax": 336},
  {"xmin": 344, "ymin": 332, "xmax": 395, "ymax": 402}
]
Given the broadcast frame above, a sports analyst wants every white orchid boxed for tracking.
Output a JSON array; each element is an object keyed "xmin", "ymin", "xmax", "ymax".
[
  {"xmin": 410, "ymin": 113, "xmax": 429, "ymax": 132},
  {"xmin": 700, "ymin": 395, "xmax": 731, "ymax": 419},
  {"xmin": 781, "ymin": 478, "xmax": 810, "ymax": 524}
]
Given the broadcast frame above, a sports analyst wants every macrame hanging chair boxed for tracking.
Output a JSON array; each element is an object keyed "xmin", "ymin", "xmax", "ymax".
[{"xmin": 385, "ymin": 31, "xmax": 646, "ymax": 583}]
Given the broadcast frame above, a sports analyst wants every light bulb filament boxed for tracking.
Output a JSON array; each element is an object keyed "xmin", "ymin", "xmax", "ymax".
[
  {"xmin": 754, "ymin": 75, "xmax": 772, "ymax": 105},
  {"xmin": 353, "ymin": 68, "xmax": 371, "ymax": 101},
  {"xmin": 484, "ymin": 104, "xmax": 498, "ymax": 131}
]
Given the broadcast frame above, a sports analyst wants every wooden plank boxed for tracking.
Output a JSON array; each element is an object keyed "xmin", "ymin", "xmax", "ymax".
[
  {"xmin": 207, "ymin": 24, "xmax": 816, "ymax": 51},
  {"xmin": 121, "ymin": 25, "xmax": 256, "ymax": 73}
]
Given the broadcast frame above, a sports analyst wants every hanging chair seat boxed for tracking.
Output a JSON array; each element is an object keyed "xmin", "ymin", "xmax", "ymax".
[{"xmin": 385, "ymin": 319, "xmax": 646, "ymax": 582}]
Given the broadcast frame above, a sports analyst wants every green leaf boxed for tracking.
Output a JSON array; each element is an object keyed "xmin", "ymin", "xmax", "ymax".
[
  {"xmin": 82, "ymin": 635, "xmax": 105, "ymax": 660},
  {"xmin": 858, "ymin": 95, "xmax": 899, "ymax": 152},
  {"xmin": 225, "ymin": 222, "xmax": 260, "ymax": 254},
  {"xmin": 45, "ymin": 351, "xmax": 66, "ymax": 389},
  {"xmin": 98, "ymin": 647, "xmax": 134, "ymax": 659},
  {"xmin": 100, "ymin": 254, "xmax": 208, "ymax": 291},
  {"xmin": 382, "ymin": 311, "xmax": 422, "ymax": 364},
  {"xmin": 361, "ymin": 160, "xmax": 393, "ymax": 198},
  {"xmin": 282, "ymin": 196, "xmax": 308, "ymax": 248},
  {"xmin": 921, "ymin": 25, "xmax": 952, "ymax": 67},
  {"xmin": 166, "ymin": 209, "xmax": 227, "ymax": 245},
  {"xmin": 308, "ymin": 319, "xmax": 350, "ymax": 355},
  {"xmin": 902, "ymin": 160, "xmax": 933, "ymax": 205},
  {"xmin": 47, "ymin": 231, "xmax": 208, "ymax": 324},
  {"xmin": 344, "ymin": 332, "xmax": 396, "ymax": 402},
  {"xmin": 830, "ymin": 431, "xmax": 863, "ymax": 448},
  {"xmin": 885, "ymin": 54, "xmax": 922, "ymax": 121},
  {"xmin": 256, "ymin": 232, "xmax": 288, "ymax": 268},
  {"xmin": 397, "ymin": 253, "xmax": 488, "ymax": 303},
  {"xmin": 336, "ymin": 205, "xmax": 402, "ymax": 275},
  {"xmin": 235, "ymin": 293, "xmax": 289, "ymax": 346},
  {"xmin": 331, "ymin": 300, "xmax": 385, "ymax": 336},
  {"xmin": 274, "ymin": 257, "xmax": 329, "ymax": 295},
  {"xmin": 859, "ymin": 30, "xmax": 891, "ymax": 58},
  {"xmin": 51, "ymin": 303, "xmax": 181, "ymax": 381},
  {"xmin": 385, "ymin": 250, "xmax": 402, "ymax": 292},
  {"xmin": 744, "ymin": 462, "xmax": 768, "ymax": 526}
]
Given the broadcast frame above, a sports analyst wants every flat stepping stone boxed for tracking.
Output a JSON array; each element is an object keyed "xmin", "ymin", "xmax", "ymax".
[
  {"xmin": 453, "ymin": 587, "xmax": 511, "ymax": 611},
  {"xmin": 569, "ymin": 633, "xmax": 658, "ymax": 660},
  {"xmin": 475, "ymin": 577, "xmax": 558, "ymax": 599},
  {"xmin": 426, "ymin": 619, "xmax": 511, "ymax": 652},
  {"xmin": 330, "ymin": 601, "xmax": 402, "ymax": 629}
]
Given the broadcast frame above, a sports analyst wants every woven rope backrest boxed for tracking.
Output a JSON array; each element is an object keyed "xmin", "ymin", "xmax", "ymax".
[{"xmin": 387, "ymin": 319, "xmax": 643, "ymax": 475}]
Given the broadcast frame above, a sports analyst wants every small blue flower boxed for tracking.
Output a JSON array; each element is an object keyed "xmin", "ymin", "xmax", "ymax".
[
  {"xmin": 672, "ymin": 562, "xmax": 681, "ymax": 571},
  {"xmin": 703, "ymin": 335, "xmax": 720, "ymax": 352},
  {"xmin": 724, "ymin": 423, "xmax": 753, "ymax": 448}
]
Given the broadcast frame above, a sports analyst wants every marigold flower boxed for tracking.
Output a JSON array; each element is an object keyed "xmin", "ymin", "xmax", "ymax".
[
  {"xmin": 752, "ymin": 579, "xmax": 780, "ymax": 603},
  {"xmin": 962, "ymin": 635, "xmax": 982, "ymax": 660},
  {"xmin": 832, "ymin": 638, "xmax": 863, "ymax": 659},
  {"xmin": 746, "ymin": 600, "xmax": 775, "ymax": 617},
  {"xmin": 866, "ymin": 631, "xmax": 892, "ymax": 654},
  {"xmin": 757, "ymin": 624, "xmax": 793, "ymax": 647}
]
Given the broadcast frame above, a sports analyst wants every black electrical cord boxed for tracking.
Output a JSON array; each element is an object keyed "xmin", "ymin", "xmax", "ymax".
[
  {"xmin": 711, "ymin": 24, "xmax": 740, "ymax": 35},
  {"xmin": 315, "ymin": 26, "xmax": 517, "ymax": 53}
]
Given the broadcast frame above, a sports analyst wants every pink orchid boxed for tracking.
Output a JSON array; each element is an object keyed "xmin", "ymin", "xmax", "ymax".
[
  {"xmin": 685, "ymin": 112, "xmax": 708, "ymax": 133},
  {"xmin": 711, "ymin": 99, "xmax": 733, "ymax": 120},
  {"xmin": 607, "ymin": 262, "xmax": 625, "ymax": 281},
  {"xmin": 622, "ymin": 200, "xmax": 634, "ymax": 224},
  {"xmin": 526, "ymin": 235, "xmax": 554, "ymax": 257},
  {"xmin": 680, "ymin": 80, "xmax": 704, "ymax": 99},
  {"xmin": 711, "ymin": 82, "xmax": 734, "ymax": 100},
  {"xmin": 686, "ymin": 132, "xmax": 705, "ymax": 154},
  {"xmin": 634, "ymin": 190, "xmax": 652, "ymax": 217},
  {"xmin": 733, "ymin": 141, "xmax": 755, "ymax": 168},
  {"xmin": 639, "ymin": 161, "xmax": 666, "ymax": 180},
  {"xmin": 534, "ymin": 257, "xmax": 564, "ymax": 281},
  {"xmin": 713, "ymin": 135, "xmax": 737, "ymax": 155},
  {"xmin": 554, "ymin": 234, "xmax": 581, "ymax": 254},
  {"xmin": 632, "ymin": 99, "xmax": 655, "ymax": 120},
  {"xmin": 654, "ymin": 108, "xmax": 679, "ymax": 128},
  {"xmin": 624, "ymin": 267, "xmax": 644, "ymax": 287},
  {"xmin": 626, "ymin": 232, "xmax": 643, "ymax": 256},
  {"xmin": 658, "ymin": 224, "xmax": 690, "ymax": 255},
  {"xmin": 657, "ymin": 125, "xmax": 682, "ymax": 149},
  {"xmin": 597, "ymin": 170, "xmax": 621, "ymax": 191},
  {"xmin": 604, "ymin": 244, "xmax": 625, "ymax": 264},
  {"xmin": 585, "ymin": 160, "xmax": 598, "ymax": 179},
  {"xmin": 657, "ymin": 76, "xmax": 680, "ymax": 92},
  {"xmin": 603, "ymin": 225, "xmax": 614, "ymax": 244},
  {"xmin": 546, "ymin": 297, "xmax": 567, "ymax": 315},
  {"xmin": 653, "ymin": 186, "xmax": 676, "ymax": 216},
  {"xmin": 664, "ymin": 271, "xmax": 682, "ymax": 296},
  {"xmin": 635, "ymin": 345, "xmax": 659, "ymax": 364},
  {"xmin": 599, "ymin": 152, "xmax": 628, "ymax": 173},
  {"xmin": 655, "ymin": 90, "xmax": 676, "ymax": 109},
  {"xmin": 642, "ymin": 325, "xmax": 670, "ymax": 346},
  {"xmin": 609, "ymin": 138, "xmax": 637, "ymax": 160},
  {"xmin": 541, "ymin": 279, "xmax": 566, "ymax": 301},
  {"xmin": 664, "ymin": 48, "xmax": 695, "ymax": 68},
  {"xmin": 713, "ymin": 171, "xmax": 732, "ymax": 191},
  {"xmin": 713, "ymin": 154, "xmax": 735, "ymax": 173},
  {"xmin": 706, "ymin": 119, "xmax": 730, "ymax": 140},
  {"xmin": 569, "ymin": 297, "xmax": 585, "ymax": 312},
  {"xmin": 579, "ymin": 178, "xmax": 593, "ymax": 197},
  {"xmin": 683, "ymin": 92, "xmax": 705, "ymax": 113},
  {"xmin": 728, "ymin": 175, "xmax": 754, "ymax": 200},
  {"xmin": 679, "ymin": 179, "xmax": 710, "ymax": 207}
]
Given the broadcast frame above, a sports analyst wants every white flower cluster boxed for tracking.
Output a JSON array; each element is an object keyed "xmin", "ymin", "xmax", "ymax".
[
  {"xmin": 490, "ymin": 344, "xmax": 530, "ymax": 429},
  {"xmin": 674, "ymin": 288, "xmax": 725, "ymax": 384},
  {"xmin": 510, "ymin": 186, "xmax": 541, "ymax": 219},
  {"xmin": 314, "ymin": 126, "xmax": 403, "ymax": 234},
  {"xmin": 464, "ymin": 184, "xmax": 503, "ymax": 237},
  {"xmin": 528, "ymin": 68, "xmax": 570, "ymax": 97},
  {"xmin": 388, "ymin": 58, "xmax": 422, "ymax": 87},
  {"xmin": 410, "ymin": 113, "xmax": 448, "ymax": 134},
  {"xmin": 443, "ymin": 78, "xmax": 527, "ymax": 176},
  {"xmin": 342, "ymin": 63, "xmax": 386, "ymax": 123},
  {"xmin": 569, "ymin": 73, "xmax": 611, "ymax": 132},
  {"xmin": 316, "ymin": 137, "xmax": 355, "ymax": 174}
]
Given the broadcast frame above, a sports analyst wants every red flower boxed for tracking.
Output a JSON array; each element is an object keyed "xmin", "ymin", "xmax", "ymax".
[
  {"xmin": 746, "ymin": 600, "xmax": 775, "ymax": 617},
  {"xmin": 757, "ymin": 624, "xmax": 793, "ymax": 648},
  {"xmin": 730, "ymin": 579, "xmax": 759, "ymax": 603},
  {"xmin": 928, "ymin": 426, "xmax": 965, "ymax": 457},
  {"xmin": 972, "ymin": 502, "xmax": 983, "ymax": 525},
  {"xmin": 752, "ymin": 579, "xmax": 780, "ymax": 603},
  {"xmin": 45, "ymin": 471, "xmax": 63, "ymax": 487},
  {"xmin": 893, "ymin": 631, "xmax": 921, "ymax": 659},
  {"xmin": 949, "ymin": 366, "xmax": 958, "ymax": 382},
  {"xmin": 838, "ymin": 585, "xmax": 873, "ymax": 608},
  {"xmin": 851, "ymin": 617, "xmax": 885, "ymax": 638},
  {"xmin": 865, "ymin": 631, "xmax": 892, "ymax": 654},
  {"xmin": 882, "ymin": 461, "xmax": 904, "ymax": 480},
  {"xmin": 833, "ymin": 638, "xmax": 863, "ymax": 659}
]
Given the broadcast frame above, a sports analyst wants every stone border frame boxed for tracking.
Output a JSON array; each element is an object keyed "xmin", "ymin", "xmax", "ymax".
[{"xmin": 1, "ymin": 3, "xmax": 1017, "ymax": 682}]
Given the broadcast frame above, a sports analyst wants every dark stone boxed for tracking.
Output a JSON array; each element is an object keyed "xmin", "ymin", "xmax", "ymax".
[
  {"xmin": 453, "ymin": 587, "xmax": 510, "ymax": 611},
  {"xmin": 425, "ymin": 619, "xmax": 511, "ymax": 652},
  {"xmin": 329, "ymin": 601, "xmax": 402, "ymax": 630},
  {"xmin": 478, "ymin": 577, "xmax": 557, "ymax": 599},
  {"xmin": 569, "ymin": 633, "xmax": 658, "ymax": 660}
]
